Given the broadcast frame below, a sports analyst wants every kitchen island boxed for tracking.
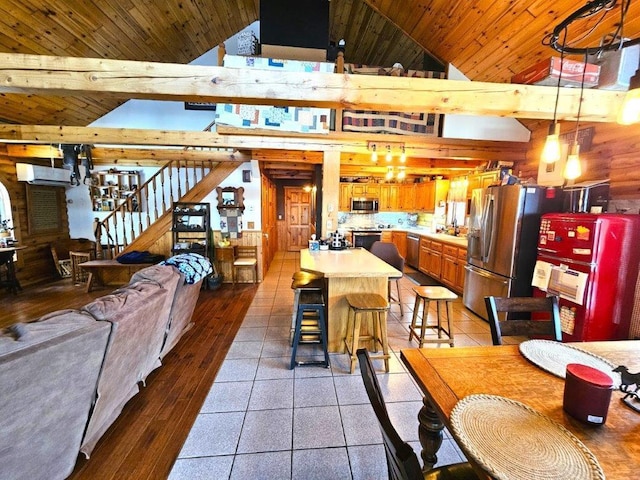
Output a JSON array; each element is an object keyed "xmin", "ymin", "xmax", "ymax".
[{"xmin": 300, "ymin": 247, "xmax": 402, "ymax": 352}]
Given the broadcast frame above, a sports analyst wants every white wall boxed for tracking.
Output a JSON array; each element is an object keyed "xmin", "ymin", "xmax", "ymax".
[
  {"xmin": 442, "ymin": 64, "xmax": 531, "ymax": 142},
  {"xmin": 67, "ymin": 23, "xmax": 262, "ymax": 240}
]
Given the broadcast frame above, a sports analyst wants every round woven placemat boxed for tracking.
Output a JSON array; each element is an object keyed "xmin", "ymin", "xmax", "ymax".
[
  {"xmin": 519, "ymin": 340, "xmax": 620, "ymax": 387},
  {"xmin": 450, "ymin": 394, "xmax": 605, "ymax": 480}
]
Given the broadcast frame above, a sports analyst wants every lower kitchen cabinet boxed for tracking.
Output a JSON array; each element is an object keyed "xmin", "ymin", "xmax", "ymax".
[
  {"xmin": 418, "ymin": 236, "xmax": 467, "ymax": 293},
  {"xmin": 391, "ymin": 231, "xmax": 407, "ymax": 258}
]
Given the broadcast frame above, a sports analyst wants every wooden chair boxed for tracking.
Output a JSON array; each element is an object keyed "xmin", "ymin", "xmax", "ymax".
[
  {"xmin": 484, "ymin": 295, "xmax": 562, "ymax": 345},
  {"xmin": 370, "ymin": 241, "xmax": 405, "ymax": 315},
  {"xmin": 70, "ymin": 250, "xmax": 94, "ymax": 285},
  {"xmin": 232, "ymin": 245, "xmax": 258, "ymax": 284},
  {"xmin": 356, "ymin": 348, "xmax": 481, "ymax": 480},
  {"xmin": 50, "ymin": 238, "xmax": 97, "ymax": 278}
]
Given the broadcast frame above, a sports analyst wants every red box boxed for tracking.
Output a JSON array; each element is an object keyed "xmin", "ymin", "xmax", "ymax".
[{"xmin": 511, "ymin": 57, "xmax": 600, "ymax": 87}]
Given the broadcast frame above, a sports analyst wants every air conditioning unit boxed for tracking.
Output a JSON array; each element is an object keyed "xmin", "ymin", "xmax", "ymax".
[{"xmin": 16, "ymin": 163, "xmax": 71, "ymax": 186}]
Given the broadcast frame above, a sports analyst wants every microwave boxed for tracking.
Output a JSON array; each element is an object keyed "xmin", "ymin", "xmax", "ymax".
[{"xmin": 350, "ymin": 197, "xmax": 379, "ymax": 213}]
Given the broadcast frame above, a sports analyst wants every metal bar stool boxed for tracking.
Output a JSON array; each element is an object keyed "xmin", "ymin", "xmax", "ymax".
[
  {"xmin": 344, "ymin": 293, "xmax": 390, "ymax": 374},
  {"xmin": 290, "ymin": 271, "xmax": 325, "ymax": 343},
  {"xmin": 409, "ymin": 286, "xmax": 458, "ymax": 348},
  {"xmin": 290, "ymin": 289, "xmax": 330, "ymax": 369}
]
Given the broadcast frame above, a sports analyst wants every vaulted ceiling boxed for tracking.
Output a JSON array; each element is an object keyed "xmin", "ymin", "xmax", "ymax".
[{"xmin": 1, "ymin": 0, "xmax": 639, "ymax": 179}]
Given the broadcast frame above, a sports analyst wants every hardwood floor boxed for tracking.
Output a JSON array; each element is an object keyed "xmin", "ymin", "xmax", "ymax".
[{"xmin": 1, "ymin": 278, "xmax": 255, "ymax": 479}]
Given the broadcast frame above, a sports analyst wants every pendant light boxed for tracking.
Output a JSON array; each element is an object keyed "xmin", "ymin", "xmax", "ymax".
[
  {"xmin": 385, "ymin": 145, "xmax": 392, "ymax": 162},
  {"xmin": 617, "ymin": 66, "xmax": 640, "ymax": 125},
  {"xmin": 564, "ymin": 52, "xmax": 588, "ymax": 181},
  {"xmin": 541, "ymin": 33, "xmax": 566, "ymax": 164},
  {"xmin": 400, "ymin": 146, "xmax": 406, "ymax": 163},
  {"xmin": 371, "ymin": 144, "xmax": 378, "ymax": 162}
]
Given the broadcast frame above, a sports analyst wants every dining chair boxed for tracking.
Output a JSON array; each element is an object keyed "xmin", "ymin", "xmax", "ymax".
[
  {"xmin": 232, "ymin": 245, "xmax": 258, "ymax": 284},
  {"xmin": 484, "ymin": 295, "xmax": 562, "ymax": 345},
  {"xmin": 356, "ymin": 348, "xmax": 481, "ymax": 480},
  {"xmin": 370, "ymin": 241, "xmax": 405, "ymax": 315}
]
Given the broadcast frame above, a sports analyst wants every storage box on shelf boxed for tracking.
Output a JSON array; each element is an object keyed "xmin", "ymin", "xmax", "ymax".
[
  {"xmin": 171, "ymin": 202, "xmax": 211, "ymax": 264},
  {"xmin": 90, "ymin": 170, "xmax": 141, "ymax": 212}
]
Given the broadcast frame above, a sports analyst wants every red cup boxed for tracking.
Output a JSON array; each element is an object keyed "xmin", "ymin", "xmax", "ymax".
[{"xmin": 563, "ymin": 363, "xmax": 613, "ymax": 425}]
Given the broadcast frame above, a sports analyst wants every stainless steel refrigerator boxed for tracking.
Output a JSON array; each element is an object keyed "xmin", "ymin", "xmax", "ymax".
[{"xmin": 463, "ymin": 184, "xmax": 562, "ymax": 320}]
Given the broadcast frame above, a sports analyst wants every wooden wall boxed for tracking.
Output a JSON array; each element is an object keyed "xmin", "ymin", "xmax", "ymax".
[
  {"xmin": 0, "ymin": 147, "xmax": 72, "ymax": 287},
  {"xmin": 516, "ymin": 120, "xmax": 640, "ymax": 212}
]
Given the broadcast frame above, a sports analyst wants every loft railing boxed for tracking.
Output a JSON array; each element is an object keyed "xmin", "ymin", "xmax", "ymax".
[{"xmin": 93, "ymin": 159, "xmax": 217, "ymax": 258}]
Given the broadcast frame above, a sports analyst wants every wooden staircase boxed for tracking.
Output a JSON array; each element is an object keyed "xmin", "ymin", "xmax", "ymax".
[{"xmin": 94, "ymin": 159, "xmax": 237, "ymax": 258}]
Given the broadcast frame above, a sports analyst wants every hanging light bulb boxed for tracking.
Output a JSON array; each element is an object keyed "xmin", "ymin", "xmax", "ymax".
[
  {"xmin": 386, "ymin": 166, "xmax": 394, "ymax": 181},
  {"xmin": 400, "ymin": 145, "xmax": 406, "ymax": 163},
  {"xmin": 397, "ymin": 167, "xmax": 406, "ymax": 180},
  {"xmin": 541, "ymin": 122, "xmax": 562, "ymax": 164},
  {"xmin": 564, "ymin": 143, "xmax": 582, "ymax": 179},
  {"xmin": 617, "ymin": 68, "xmax": 640, "ymax": 125},
  {"xmin": 385, "ymin": 145, "xmax": 392, "ymax": 162},
  {"xmin": 371, "ymin": 144, "xmax": 378, "ymax": 162}
]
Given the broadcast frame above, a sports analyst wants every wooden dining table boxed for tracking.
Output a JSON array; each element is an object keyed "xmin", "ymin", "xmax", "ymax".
[{"xmin": 401, "ymin": 341, "xmax": 640, "ymax": 479}]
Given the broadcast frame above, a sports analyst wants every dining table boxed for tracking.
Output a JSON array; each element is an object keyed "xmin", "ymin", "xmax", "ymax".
[
  {"xmin": 0, "ymin": 246, "xmax": 26, "ymax": 294},
  {"xmin": 401, "ymin": 341, "xmax": 640, "ymax": 479}
]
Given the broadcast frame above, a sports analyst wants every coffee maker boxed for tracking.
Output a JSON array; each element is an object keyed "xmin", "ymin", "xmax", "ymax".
[{"xmin": 328, "ymin": 231, "xmax": 346, "ymax": 250}]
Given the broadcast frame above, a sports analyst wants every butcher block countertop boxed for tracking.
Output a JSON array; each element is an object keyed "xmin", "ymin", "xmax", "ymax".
[{"xmin": 300, "ymin": 247, "xmax": 402, "ymax": 278}]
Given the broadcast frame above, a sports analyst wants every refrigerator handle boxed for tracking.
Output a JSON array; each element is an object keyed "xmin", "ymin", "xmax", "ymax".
[{"xmin": 481, "ymin": 193, "xmax": 494, "ymax": 262}]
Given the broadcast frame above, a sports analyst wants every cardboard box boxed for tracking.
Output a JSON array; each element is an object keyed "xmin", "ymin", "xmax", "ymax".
[{"xmin": 512, "ymin": 57, "xmax": 600, "ymax": 87}]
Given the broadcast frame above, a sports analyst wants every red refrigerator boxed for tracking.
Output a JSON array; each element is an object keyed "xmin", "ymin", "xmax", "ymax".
[{"xmin": 533, "ymin": 213, "xmax": 640, "ymax": 341}]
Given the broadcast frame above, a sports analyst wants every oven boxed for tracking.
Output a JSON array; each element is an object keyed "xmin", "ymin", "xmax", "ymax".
[{"xmin": 352, "ymin": 230, "xmax": 382, "ymax": 250}]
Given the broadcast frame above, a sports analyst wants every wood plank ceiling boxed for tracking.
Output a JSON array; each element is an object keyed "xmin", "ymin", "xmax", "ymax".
[{"xmin": 1, "ymin": 0, "xmax": 639, "ymax": 180}]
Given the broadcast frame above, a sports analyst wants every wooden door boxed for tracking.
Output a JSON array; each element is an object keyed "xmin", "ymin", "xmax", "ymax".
[{"xmin": 285, "ymin": 187, "xmax": 311, "ymax": 251}]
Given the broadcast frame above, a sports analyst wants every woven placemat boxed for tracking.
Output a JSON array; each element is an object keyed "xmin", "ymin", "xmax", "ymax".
[
  {"xmin": 519, "ymin": 339, "xmax": 620, "ymax": 387},
  {"xmin": 450, "ymin": 394, "xmax": 605, "ymax": 480}
]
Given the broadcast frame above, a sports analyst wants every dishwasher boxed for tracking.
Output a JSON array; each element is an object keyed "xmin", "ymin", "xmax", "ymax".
[{"xmin": 406, "ymin": 233, "xmax": 420, "ymax": 268}]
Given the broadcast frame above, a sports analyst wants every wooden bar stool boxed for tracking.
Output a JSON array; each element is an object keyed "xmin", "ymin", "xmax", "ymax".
[
  {"xmin": 409, "ymin": 286, "xmax": 457, "ymax": 348},
  {"xmin": 344, "ymin": 293, "xmax": 390, "ymax": 374},
  {"xmin": 290, "ymin": 290, "xmax": 330, "ymax": 369}
]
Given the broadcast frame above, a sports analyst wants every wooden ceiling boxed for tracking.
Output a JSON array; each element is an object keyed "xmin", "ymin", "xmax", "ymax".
[{"xmin": 1, "ymin": 0, "xmax": 639, "ymax": 180}]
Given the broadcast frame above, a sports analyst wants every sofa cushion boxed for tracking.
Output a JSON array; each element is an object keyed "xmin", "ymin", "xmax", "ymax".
[
  {"xmin": 79, "ymin": 280, "xmax": 171, "ymax": 457},
  {"xmin": 0, "ymin": 311, "xmax": 110, "ymax": 480}
]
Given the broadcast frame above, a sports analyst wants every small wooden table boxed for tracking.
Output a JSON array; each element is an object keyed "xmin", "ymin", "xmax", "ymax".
[
  {"xmin": 300, "ymin": 248, "xmax": 402, "ymax": 352},
  {"xmin": 0, "ymin": 246, "xmax": 26, "ymax": 294},
  {"xmin": 401, "ymin": 341, "xmax": 640, "ymax": 478},
  {"xmin": 79, "ymin": 259, "xmax": 151, "ymax": 292}
]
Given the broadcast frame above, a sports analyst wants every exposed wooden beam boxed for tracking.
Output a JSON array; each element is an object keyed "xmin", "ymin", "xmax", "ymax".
[
  {"xmin": 0, "ymin": 125, "xmax": 528, "ymax": 162},
  {"xmin": 0, "ymin": 53, "xmax": 624, "ymax": 122},
  {"xmin": 5, "ymin": 144, "xmax": 250, "ymax": 165}
]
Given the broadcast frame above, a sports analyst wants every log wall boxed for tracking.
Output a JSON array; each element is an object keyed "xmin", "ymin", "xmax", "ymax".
[{"xmin": 516, "ymin": 120, "xmax": 640, "ymax": 213}]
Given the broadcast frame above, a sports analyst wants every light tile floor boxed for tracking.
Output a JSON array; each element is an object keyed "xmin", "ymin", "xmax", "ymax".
[{"xmin": 170, "ymin": 251, "xmax": 496, "ymax": 480}]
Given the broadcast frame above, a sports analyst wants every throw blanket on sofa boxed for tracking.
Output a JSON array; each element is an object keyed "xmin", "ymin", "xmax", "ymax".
[{"xmin": 162, "ymin": 253, "xmax": 212, "ymax": 284}]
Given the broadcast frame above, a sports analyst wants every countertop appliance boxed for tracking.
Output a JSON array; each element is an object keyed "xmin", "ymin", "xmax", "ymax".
[
  {"xmin": 350, "ymin": 197, "xmax": 379, "ymax": 213},
  {"xmin": 533, "ymin": 213, "xmax": 640, "ymax": 341},
  {"xmin": 406, "ymin": 233, "xmax": 420, "ymax": 268},
  {"xmin": 463, "ymin": 184, "xmax": 563, "ymax": 320}
]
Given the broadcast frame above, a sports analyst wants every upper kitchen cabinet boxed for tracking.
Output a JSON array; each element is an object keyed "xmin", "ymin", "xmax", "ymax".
[
  {"xmin": 339, "ymin": 183, "xmax": 352, "ymax": 211},
  {"xmin": 351, "ymin": 183, "xmax": 380, "ymax": 198},
  {"xmin": 415, "ymin": 179, "xmax": 450, "ymax": 212},
  {"xmin": 398, "ymin": 184, "xmax": 415, "ymax": 211},
  {"xmin": 379, "ymin": 184, "xmax": 399, "ymax": 211},
  {"xmin": 464, "ymin": 171, "xmax": 500, "ymax": 198}
]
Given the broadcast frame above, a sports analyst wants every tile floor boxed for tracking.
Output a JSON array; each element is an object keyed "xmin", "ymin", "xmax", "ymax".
[{"xmin": 169, "ymin": 251, "xmax": 497, "ymax": 480}]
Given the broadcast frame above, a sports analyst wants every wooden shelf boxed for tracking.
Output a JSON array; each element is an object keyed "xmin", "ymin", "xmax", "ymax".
[{"xmin": 90, "ymin": 170, "xmax": 141, "ymax": 212}]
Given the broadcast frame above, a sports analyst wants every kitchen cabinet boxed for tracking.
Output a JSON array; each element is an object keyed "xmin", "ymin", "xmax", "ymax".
[
  {"xmin": 463, "ymin": 171, "xmax": 500, "ymax": 199},
  {"xmin": 380, "ymin": 231, "xmax": 392, "ymax": 243},
  {"xmin": 351, "ymin": 183, "xmax": 380, "ymax": 198},
  {"xmin": 415, "ymin": 179, "xmax": 450, "ymax": 212},
  {"xmin": 418, "ymin": 235, "xmax": 467, "ymax": 293},
  {"xmin": 419, "ymin": 237, "xmax": 430, "ymax": 274},
  {"xmin": 391, "ymin": 231, "xmax": 407, "ymax": 258},
  {"xmin": 379, "ymin": 184, "xmax": 399, "ymax": 211},
  {"xmin": 425, "ymin": 240, "xmax": 442, "ymax": 278},
  {"xmin": 339, "ymin": 183, "xmax": 352, "ymax": 211},
  {"xmin": 171, "ymin": 202, "xmax": 211, "ymax": 262},
  {"xmin": 398, "ymin": 184, "xmax": 415, "ymax": 211}
]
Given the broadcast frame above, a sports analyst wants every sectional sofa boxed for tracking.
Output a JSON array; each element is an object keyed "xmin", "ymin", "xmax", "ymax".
[{"xmin": 0, "ymin": 256, "xmax": 209, "ymax": 480}]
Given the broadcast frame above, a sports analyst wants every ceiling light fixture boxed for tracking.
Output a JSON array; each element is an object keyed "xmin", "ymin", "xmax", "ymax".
[
  {"xmin": 617, "ymin": 62, "xmax": 640, "ymax": 124},
  {"xmin": 397, "ymin": 167, "xmax": 406, "ymax": 180},
  {"xmin": 371, "ymin": 144, "xmax": 378, "ymax": 163},
  {"xmin": 385, "ymin": 145, "xmax": 392, "ymax": 162},
  {"xmin": 400, "ymin": 146, "xmax": 406, "ymax": 163},
  {"xmin": 564, "ymin": 53, "xmax": 588, "ymax": 181},
  {"xmin": 541, "ymin": 29, "xmax": 566, "ymax": 164},
  {"xmin": 386, "ymin": 166, "xmax": 394, "ymax": 181}
]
